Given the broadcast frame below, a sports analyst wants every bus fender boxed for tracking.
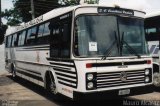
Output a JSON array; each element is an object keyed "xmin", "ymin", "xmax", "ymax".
[{"xmin": 152, "ymin": 62, "xmax": 159, "ymax": 73}]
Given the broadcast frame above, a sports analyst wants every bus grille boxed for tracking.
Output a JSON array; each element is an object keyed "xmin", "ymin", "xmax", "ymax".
[{"xmin": 97, "ymin": 70, "xmax": 145, "ymax": 89}]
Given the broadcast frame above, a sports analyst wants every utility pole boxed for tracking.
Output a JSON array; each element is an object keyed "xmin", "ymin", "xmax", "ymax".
[{"xmin": 30, "ymin": 0, "xmax": 35, "ymax": 19}]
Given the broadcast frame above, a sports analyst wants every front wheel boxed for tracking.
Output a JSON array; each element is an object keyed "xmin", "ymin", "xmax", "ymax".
[
  {"xmin": 11, "ymin": 65, "xmax": 16, "ymax": 78},
  {"xmin": 47, "ymin": 72, "xmax": 58, "ymax": 95},
  {"xmin": 12, "ymin": 70, "xmax": 16, "ymax": 78},
  {"xmin": 153, "ymin": 72, "xmax": 160, "ymax": 87}
]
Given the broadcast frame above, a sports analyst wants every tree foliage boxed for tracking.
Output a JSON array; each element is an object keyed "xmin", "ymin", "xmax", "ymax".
[
  {"xmin": 1, "ymin": 9, "xmax": 22, "ymax": 26},
  {"xmin": 2, "ymin": 0, "xmax": 80, "ymax": 26},
  {"xmin": 2, "ymin": 0, "xmax": 98, "ymax": 26},
  {"xmin": 13, "ymin": 0, "xmax": 62, "ymax": 22}
]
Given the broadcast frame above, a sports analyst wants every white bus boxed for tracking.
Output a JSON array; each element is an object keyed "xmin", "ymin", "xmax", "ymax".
[
  {"xmin": 145, "ymin": 12, "xmax": 160, "ymax": 86},
  {"xmin": 5, "ymin": 5, "xmax": 153, "ymax": 100}
]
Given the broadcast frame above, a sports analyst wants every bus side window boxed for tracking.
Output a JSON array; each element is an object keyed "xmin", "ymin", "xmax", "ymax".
[
  {"xmin": 37, "ymin": 22, "xmax": 50, "ymax": 44},
  {"xmin": 11, "ymin": 34, "xmax": 17, "ymax": 47},
  {"xmin": 37, "ymin": 24, "xmax": 44, "ymax": 37},
  {"xmin": 8, "ymin": 35, "xmax": 12, "ymax": 48},
  {"xmin": 18, "ymin": 31, "xmax": 26, "ymax": 46},
  {"xmin": 15, "ymin": 33, "xmax": 19, "ymax": 46},
  {"xmin": 50, "ymin": 22, "xmax": 61, "ymax": 57},
  {"xmin": 26, "ymin": 29, "xmax": 31, "ymax": 45},
  {"xmin": 18, "ymin": 32, "xmax": 22, "ymax": 46},
  {"xmin": 26, "ymin": 27, "xmax": 37, "ymax": 45},
  {"xmin": 5, "ymin": 37, "xmax": 8, "ymax": 47},
  {"xmin": 50, "ymin": 16, "xmax": 71, "ymax": 58},
  {"xmin": 61, "ymin": 23, "xmax": 71, "ymax": 58},
  {"xmin": 43, "ymin": 22, "xmax": 50, "ymax": 36}
]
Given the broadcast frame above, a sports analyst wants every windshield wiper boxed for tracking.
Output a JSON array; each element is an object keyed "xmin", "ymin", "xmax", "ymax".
[
  {"xmin": 120, "ymin": 32, "xmax": 141, "ymax": 58},
  {"xmin": 101, "ymin": 31, "xmax": 118, "ymax": 60}
]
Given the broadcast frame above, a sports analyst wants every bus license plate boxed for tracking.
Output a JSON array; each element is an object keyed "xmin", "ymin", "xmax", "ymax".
[{"xmin": 118, "ymin": 89, "xmax": 130, "ymax": 95}]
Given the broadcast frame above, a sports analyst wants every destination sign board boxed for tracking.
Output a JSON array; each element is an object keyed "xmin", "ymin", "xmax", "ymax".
[
  {"xmin": 16, "ymin": 15, "xmax": 43, "ymax": 31},
  {"xmin": 98, "ymin": 7, "xmax": 134, "ymax": 16}
]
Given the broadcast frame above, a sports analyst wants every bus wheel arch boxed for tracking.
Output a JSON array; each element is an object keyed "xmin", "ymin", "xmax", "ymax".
[
  {"xmin": 45, "ymin": 71, "xmax": 58, "ymax": 95},
  {"xmin": 153, "ymin": 63, "xmax": 159, "ymax": 73}
]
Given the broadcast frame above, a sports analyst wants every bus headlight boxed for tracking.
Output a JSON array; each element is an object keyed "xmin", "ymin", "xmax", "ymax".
[
  {"xmin": 87, "ymin": 74, "xmax": 94, "ymax": 81},
  {"xmin": 145, "ymin": 69, "xmax": 150, "ymax": 75},
  {"xmin": 145, "ymin": 77, "xmax": 150, "ymax": 83},
  {"xmin": 87, "ymin": 82, "xmax": 94, "ymax": 89},
  {"xmin": 86, "ymin": 73, "xmax": 97, "ymax": 90}
]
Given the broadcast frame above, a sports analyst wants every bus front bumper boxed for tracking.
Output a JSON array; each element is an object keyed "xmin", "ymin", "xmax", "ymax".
[{"xmin": 73, "ymin": 85, "xmax": 154, "ymax": 100}]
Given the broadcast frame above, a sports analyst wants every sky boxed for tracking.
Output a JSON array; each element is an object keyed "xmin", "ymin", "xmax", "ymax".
[
  {"xmin": 2, "ymin": 0, "xmax": 160, "ymax": 13},
  {"xmin": 2, "ymin": 0, "xmax": 13, "ymax": 24},
  {"xmin": 2, "ymin": 0, "xmax": 13, "ymax": 11},
  {"xmin": 99, "ymin": 0, "xmax": 160, "ymax": 13},
  {"xmin": 1, "ymin": 0, "xmax": 160, "ymax": 24}
]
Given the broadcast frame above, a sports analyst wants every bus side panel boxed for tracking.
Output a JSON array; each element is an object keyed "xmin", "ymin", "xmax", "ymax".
[
  {"xmin": 5, "ymin": 35, "xmax": 12, "ymax": 73},
  {"xmin": 15, "ymin": 46, "xmax": 50, "ymax": 87},
  {"xmin": 46, "ymin": 58, "xmax": 78, "ymax": 99},
  {"xmin": 5, "ymin": 48, "xmax": 11, "ymax": 72}
]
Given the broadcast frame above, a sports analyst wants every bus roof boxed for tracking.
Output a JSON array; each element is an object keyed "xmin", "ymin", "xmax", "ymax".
[
  {"xmin": 145, "ymin": 11, "xmax": 160, "ymax": 18},
  {"xmin": 6, "ymin": 4, "xmax": 145, "ymax": 36}
]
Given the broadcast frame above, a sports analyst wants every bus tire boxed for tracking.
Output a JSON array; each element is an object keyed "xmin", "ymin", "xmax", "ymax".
[
  {"xmin": 46, "ymin": 71, "xmax": 58, "ymax": 95},
  {"xmin": 153, "ymin": 72, "xmax": 160, "ymax": 87},
  {"xmin": 153, "ymin": 64, "xmax": 160, "ymax": 87},
  {"xmin": 11, "ymin": 64, "xmax": 16, "ymax": 78}
]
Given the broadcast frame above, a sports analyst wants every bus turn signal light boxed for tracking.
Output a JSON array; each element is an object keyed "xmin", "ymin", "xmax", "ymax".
[
  {"xmin": 147, "ymin": 60, "xmax": 151, "ymax": 64},
  {"xmin": 86, "ymin": 63, "xmax": 92, "ymax": 68}
]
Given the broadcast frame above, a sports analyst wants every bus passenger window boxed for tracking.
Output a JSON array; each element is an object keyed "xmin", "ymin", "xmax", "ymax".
[
  {"xmin": 12, "ymin": 34, "xmax": 17, "ymax": 47},
  {"xmin": 18, "ymin": 33, "xmax": 22, "ymax": 46},
  {"xmin": 43, "ymin": 22, "xmax": 50, "ymax": 36},
  {"xmin": 5, "ymin": 37, "xmax": 8, "ymax": 47},
  {"xmin": 26, "ymin": 27, "xmax": 37, "ymax": 45},
  {"xmin": 8, "ymin": 35, "xmax": 12, "ymax": 47},
  {"xmin": 50, "ymin": 22, "xmax": 61, "ymax": 57},
  {"xmin": 18, "ymin": 31, "xmax": 26, "ymax": 46},
  {"xmin": 38, "ymin": 24, "xmax": 44, "ymax": 37},
  {"xmin": 50, "ymin": 16, "xmax": 71, "ymax": 58},
  {"xmin": 37, "ymin": 22, "xmax": 50, "ymax": 44},
  {"xmin": 61, "ymin": 24, "xmax": 70, "ymax": 57}
]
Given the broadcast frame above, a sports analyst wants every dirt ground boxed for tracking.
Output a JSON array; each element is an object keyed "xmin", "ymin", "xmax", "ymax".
[{"xmin": 0, "ymin": 73, "xmax": 160, "ymax": 106}]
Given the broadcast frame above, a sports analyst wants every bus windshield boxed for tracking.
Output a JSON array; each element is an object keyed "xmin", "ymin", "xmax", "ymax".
[{"xmin": 74, "ymin": 15, "xmax": 148, "ymax": 57}]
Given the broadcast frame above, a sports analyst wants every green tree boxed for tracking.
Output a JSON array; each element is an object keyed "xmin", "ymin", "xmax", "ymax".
[
  {"xmin": 1, "ymin": 8, "xmax": 22, "ymax": 26},
  {"xmin": 13, "ymin": 0, "xmax": 62, "ymax": 22},
  {"xmin": 2, "ymin": 0, "xmax": 65, "ymax": 26},
  {"xmin": 2, "ymin": 0, "xmax": 98, "ymax": 26}
]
